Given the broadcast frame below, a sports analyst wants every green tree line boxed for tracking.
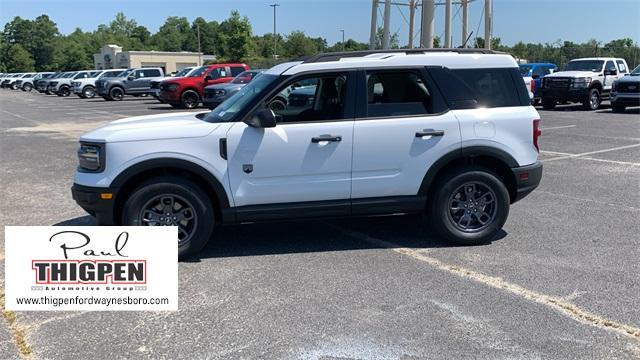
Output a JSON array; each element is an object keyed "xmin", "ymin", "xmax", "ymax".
[{"xmin": 1, "ymin": 11, "xmax": 638, "ymax": 72}]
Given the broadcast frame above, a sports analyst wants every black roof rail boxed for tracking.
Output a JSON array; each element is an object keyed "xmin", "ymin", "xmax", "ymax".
[{"xmin": 302, "ymin": 48, "xmax": 504, "ymax": 63}]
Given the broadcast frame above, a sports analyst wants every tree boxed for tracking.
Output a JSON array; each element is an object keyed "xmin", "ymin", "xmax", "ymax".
[
  {"xmin": 30, "ymin": 15, "xmax": 60, "ymax": 70},
  {"xmin": 282, "ymin": 31, "xmax": 324, "ymax": 58},
  {"xmin": 374, "ymin": 27, "xmax": 399, "ymax": 49},
  {"xmin": 3, "ymin": 44, "xmax": 35, "ymax": 71},
  {"xmin": 151, "ymin": 16, "xmax": 191, "ymax": 52},
  {"xmin": 217, "ymin": 11, "xmax": 252, "ymax": 61}
]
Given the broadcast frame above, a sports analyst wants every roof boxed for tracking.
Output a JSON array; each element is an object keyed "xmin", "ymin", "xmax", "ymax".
[
  {"xmin": 272, "ymin": 50, "xmax": 517, "ymax": 76},
  {"xmin": 572, "ymin": 57, "xmax": 625, "ymax": 61}
]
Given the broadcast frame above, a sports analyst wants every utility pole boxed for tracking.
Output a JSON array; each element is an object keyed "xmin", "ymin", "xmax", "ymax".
[
  {"xmin": 484, "ymin": 0, "xmax": 491, "ymax": 49},
  {"xmin": 408, "ymin": 0, "xmax": 416, "ymax": 49},
  {"xmin": 461, "ymin": 0, "xmax": 468, "ymax": 47},
  {"xmin": 369, "ymin": 0, "xmax": 379, "ymax": 49},
  {"xmin": 421, "ymin": 0, "xmax": 435, "ymax": 48},
  {"xmin": 270, "ymin": 3, "xmax": 280, "ymax": 58},
  {"xmin": 382, "ymin": 0, "xmax": 391, "ymax": 49},
  {"xmin": 196, "ymin": 23, "xmax": 202, "ymax": 66},
  {"xmin": 340, "ymin": 30, "xmax": 345, "ymax": 51},
  {"xmin": 444, "ymin": 0, "xmax": 452, "ymax": 48}
]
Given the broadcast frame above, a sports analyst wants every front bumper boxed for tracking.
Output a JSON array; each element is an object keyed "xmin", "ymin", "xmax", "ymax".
[
  {"xmin": 71, "ymin": 183, "xmax": 118, "ymax": 225},
  {"xmin": 159, "ymin": 90, "xmax": 180, "ymax": 103},
  {"xmin": 511, "ymin": 161, "xmax": 543, "ymax": 203},
  {"xmin": 610, "ymin": 92, "xmax": 640, "ymax": 106},
  {"xmin": 541, "ymin": 87, "xmax": 589, "ymax": 103}
]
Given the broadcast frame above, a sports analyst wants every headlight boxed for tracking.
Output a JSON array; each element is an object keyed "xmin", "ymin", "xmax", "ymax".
[
  {"xmin": 215, "ymin": 89, "xmax": 226, "ymax": 96},
  {"xmin": 78, "ymin": 143, "xmax": 104, "ymax": 172},
  {"xmin": 571, "ymin": 77, "xmax": 591, "ymax": 88},
  {"xmin": 166, "ymin": 83, "xmax": 179, "ymax": 91}
]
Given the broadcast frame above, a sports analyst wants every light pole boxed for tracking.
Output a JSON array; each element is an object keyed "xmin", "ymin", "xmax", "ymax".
[
  {"xmin": 340, "ymin": 30, "xmax": 345, "ymax": 51},
  {"xmin": 196, "ymin": 23, "xmax": 202, "ymax": 66},
  {"xmin": 270, "ymin": 4, "xmax": 280, "ymax": 58}
]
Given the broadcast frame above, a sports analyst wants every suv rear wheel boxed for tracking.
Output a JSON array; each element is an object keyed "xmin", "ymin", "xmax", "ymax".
[
  {"xmin": 58, "ymin": 86, "xmax": 71, "ymax": 97},
  {"xmin": 181, "ymin": 90, "xmax": 200, "ymax": 109},
  {"xmin": 22, "ymin": 83, "xmax": 33, "ymax": 92},
  {"xmin": 428, "ymin": 168, "xmax": 509, "ymax": 245},
  {"xmin": 122, "ymin": 177, "xmax": 215, "ymax": 259},
  {"xmin": 109, "ymin": 87, "xmax": 124, "ymax": 101},
  {"xmin": 583, "ymin": 88, "xmax": 600, "ymax": 110}
]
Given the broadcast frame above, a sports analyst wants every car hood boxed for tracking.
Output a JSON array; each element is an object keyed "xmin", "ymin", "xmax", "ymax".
[
  {"xmin": 80, "ymin": 112, "xmax": 218, "ymax": 143},
  {"xmin": 616, "ymin": 75, "xmax": 640, "ymax": 83},
  {"xmin": 546, "ymin": 71, "xmax": 599, "ymax": 78}
]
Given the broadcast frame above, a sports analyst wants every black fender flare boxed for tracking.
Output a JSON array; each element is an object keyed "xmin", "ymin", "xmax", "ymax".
[
  {"xmin": 417, "ymin": 146, "xmax": 518, "ymax": 196},
  {"xmin": 111, "ymin": 158, "xmax": 230, "ymax": 209}
]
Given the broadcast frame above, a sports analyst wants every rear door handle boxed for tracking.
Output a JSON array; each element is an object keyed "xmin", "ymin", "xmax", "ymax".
[
  {"xmin": 415, "ymin": 129, "xmax": 445, "ymax": 137},
  {"xmin": 312, "ymin": 135, "xmax": 342, "ymax": 143}
]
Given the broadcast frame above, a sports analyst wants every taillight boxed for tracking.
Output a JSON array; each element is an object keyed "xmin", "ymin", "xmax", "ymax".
[
  {"xmin": 533, "ymin": 119, "xmax": 541, "ymax": 152},
  {"xmin": 530, "ymin": 79, "xmax": 536, "ymax": 93}
]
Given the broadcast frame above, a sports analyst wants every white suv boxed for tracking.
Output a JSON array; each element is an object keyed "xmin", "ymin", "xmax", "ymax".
[
  {"xmin": 72, "ymin": 49, "xmax": 543, "ymax": 258},
  {"xmin": 73, "ymin": 69, "xmax": 127, "ymax": 98},
  {"xmin": 541, "ymin": 57, "xmax": 629, "ymax": 110}
]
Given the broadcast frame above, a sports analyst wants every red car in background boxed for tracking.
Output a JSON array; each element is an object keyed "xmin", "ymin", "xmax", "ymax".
[{"xmin": 159, "ymin": 63, "xmax": 249, "ymax": 108}]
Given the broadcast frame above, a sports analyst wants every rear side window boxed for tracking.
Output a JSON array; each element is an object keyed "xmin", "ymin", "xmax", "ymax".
[
  {"xmin": 429, "ymin": 67, "xmax": 529, "ymax": 108},
  {"xmin": 230, "ymin": 66, "xmax": 246, "ymax": 77},
  {"xmin": 616, "ymin": 60, "xmax": 627, "ymax": 73},
  {"xmin": 137, "ymin": 69, "xmax": 161, "ymax": 78},
  {"xmin": 605, "ymin": 61, "xmax": 616, "ymax": 72},
  {"xmin": 364, "ymin": 70, "xmax": 445, "ymax": 118}
]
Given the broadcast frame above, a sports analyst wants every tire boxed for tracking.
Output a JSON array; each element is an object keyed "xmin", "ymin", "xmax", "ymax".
[
  {"xmin": 541, "ymin": 98, "xmax": 556, "ymax": 110},
  {"xmin": 582, "ymin": 88, "xmax": 600, "ymax": 110},
  {"xmin": 22, "ymin": 83, "xmax": 33, "ymax": 92},
  {"xmin": 181, "ymin": 90, "xmax": 200, "ymax": 109},
  {"xmin": 427, "ymin": 167, "xmax": 510, "ymax": 246},
  {"xmin": 122, "ymin": 177, "xmax": 215, "ymax": 259},
  {"xmin": 82, "ymin": 85, "xmax": 96, "ymax": 98},
  {"xmin": 109, "ymin": 86, "xmax": 124, "ymax": 101},
  {"xmin": 533, "ymin": 98, "xmax": 540, "ymax": 106},
  {"xmin": 10, "ymin": 83, "xmax": 18, "ymax": 90},
  {"xmin": 611, "ymin": 103, "xmax": 626, "ymax": 113},
  {"xmin": 58, "ymin": 86, "xmax": 71, "ymax": 97}
]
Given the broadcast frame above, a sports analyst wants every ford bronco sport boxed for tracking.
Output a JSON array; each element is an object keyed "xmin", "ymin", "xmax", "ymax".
[{"xmin": 72, "ymin": 49, "xmax": 543, "ymax": 259}]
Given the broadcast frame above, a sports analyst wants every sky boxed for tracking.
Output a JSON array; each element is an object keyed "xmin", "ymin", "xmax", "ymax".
[{"xmin": 0, "ymin": 0, "xmax": 638, "ymax": 47}]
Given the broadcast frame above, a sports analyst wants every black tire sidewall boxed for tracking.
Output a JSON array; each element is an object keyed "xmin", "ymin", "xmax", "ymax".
[
  {"xmin": 83, "ymin": 86, "xmax": 95, "ymax": 98},
  {"xmin": 110, "ymin": 87, "xmax": 124, "ymax": 101},
  {"xmin": 542, "ymin": 98, "xmax": 556, "ymax": 110},
  {"xmin": 611, "ymin": 103, "xmax": 626, "ymax": 113},
  {"xmin": 430, "ymin": 169, "xmax": 510, "ymax": 245},
  {"xmin": 181, "ymin": 90, "xmax": 199, "ymax": 109},
  {"xmin": 584, "ymin": 88, "xmax": 600, "ymax": 110},
  {"xmin": 122, "ymin": 177, "xmax": 215, "ymax": 259}
]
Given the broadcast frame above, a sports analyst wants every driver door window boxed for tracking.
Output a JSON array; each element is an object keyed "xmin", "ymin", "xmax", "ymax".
[{"xmin": 267, "ymin": 73, "xmax": 349, "ymax": 123}]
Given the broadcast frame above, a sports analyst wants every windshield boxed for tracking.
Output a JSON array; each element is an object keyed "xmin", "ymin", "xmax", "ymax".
[
  {"xmin": 231, "ymin": 71, "xmax": 261, "ymax": 84},
  {"xmin": 565, "ymin": 60, "xmax": 604, "ymax": 72},
  {"xmin": 519, "ymin": 65, "xmax": 532, "ymax": 76},
  {"xmin": 188, "ymin": 66, "xmax": 208, "ymax": 77},
  {"xmin": 631, "ymin": 65, "xmax": 640, "ymax": 76},
  {"xmin": 204, "ymin": 74, "xmax": 279, "ymax": 123},
  {"xmin": 174, "ymin": 67, "xmax": 193, "ymax": 77}
]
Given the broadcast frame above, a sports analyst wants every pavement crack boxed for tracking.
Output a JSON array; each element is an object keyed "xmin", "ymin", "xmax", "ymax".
[
  {"xmin": 0, "ymin": 291, "xmax": 33, "ymax": 359},
  {"xmin": 336, "ymin": 227, "xmax": 640, "ymax": 343}
]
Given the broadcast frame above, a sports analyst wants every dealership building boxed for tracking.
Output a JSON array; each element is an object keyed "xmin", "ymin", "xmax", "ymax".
[{"xmin": 93, "ymin": 45, "xmax": 215, "ymax": 74}]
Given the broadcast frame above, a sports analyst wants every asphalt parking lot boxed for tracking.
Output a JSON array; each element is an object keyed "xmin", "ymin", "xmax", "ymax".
[{"xmin": 1, "ymin": 90, "xmax": 639, "ymax": 359}]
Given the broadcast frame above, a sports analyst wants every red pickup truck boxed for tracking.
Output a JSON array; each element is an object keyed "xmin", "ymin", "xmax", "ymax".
[{"xmin": 159, "ymin": 63, "xmax": 249, "ymax": 108}]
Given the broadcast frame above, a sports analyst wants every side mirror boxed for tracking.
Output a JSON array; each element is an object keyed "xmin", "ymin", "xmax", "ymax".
[
  {"xmin": 604, "ymin": 69, "xmax": 617, "ymax": 76},
  {"xmin": 245, "ymin": 108, "xmax": 276, "ymax": 128},
  {"xmin": 127, "ymin": 75, "xmax": 135, "ymax": 81}
]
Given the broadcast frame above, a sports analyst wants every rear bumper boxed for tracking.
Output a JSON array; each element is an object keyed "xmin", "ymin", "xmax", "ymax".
[
  {"xmin": 541, "ymin": 88, "xmax": 589, "ymax": 103},
  {"xmin": 511, "ymin": 161, "xmax": 543, "ymax": 203},
  {"xmin": 71, "ymin": 183, "xmax": 117, "ymax": 225}
]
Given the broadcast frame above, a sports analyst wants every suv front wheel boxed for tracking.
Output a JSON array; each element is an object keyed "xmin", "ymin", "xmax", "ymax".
[
  {"xmin": 109, "ymin": 87, "xmax": 125, "ymax": 101},
  {"xmin": 428, "ymin": 168, "xmax": 510, "ymax": 245},
  {"xmin": 122, "ymin": 177, "xmax": 215, "ymax": 259}
]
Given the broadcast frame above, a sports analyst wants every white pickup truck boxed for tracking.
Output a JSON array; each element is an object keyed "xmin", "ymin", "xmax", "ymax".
[{"xmin": 540, "ymin": 57, "xmax": 629, "ymax": 110}]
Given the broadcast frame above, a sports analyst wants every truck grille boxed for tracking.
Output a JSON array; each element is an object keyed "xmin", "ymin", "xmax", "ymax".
[
  {"xmin": 617, "ymin": 82, "xmax": 640, "ymax": 94},
  {"xmin": 545, "ymin": 77, "xmax": 571, "ymax": 89}
]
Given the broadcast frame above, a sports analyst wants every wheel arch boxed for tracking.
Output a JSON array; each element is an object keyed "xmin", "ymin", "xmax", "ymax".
[
  {"xmin": 590, "ymin": 81, "xmax": 603, "ymax": 92},
  {"xmin": 111, "ymin": 158, "xmax": 229, "ymax": 225},
  {"xmin": 418, "ymin": 146, "xmax": 519, "ymax": 203}
]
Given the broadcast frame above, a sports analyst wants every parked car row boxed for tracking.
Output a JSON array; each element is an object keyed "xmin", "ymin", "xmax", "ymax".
[{"xmin": 518, "ymin": 58, "xmax": 640, "ymax": 111}]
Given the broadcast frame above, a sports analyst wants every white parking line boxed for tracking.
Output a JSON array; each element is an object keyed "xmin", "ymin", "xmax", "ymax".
[
  {"xmin": 543, "ymin": 143, "xmax": 640, "ymax": 162},
  {"xmin": 540, "ymin": 125, "xmax": 577, "ymax": 130},
  {"xmin": 335, "ymin": 227, "xmax": 640, "ymax": 341}
]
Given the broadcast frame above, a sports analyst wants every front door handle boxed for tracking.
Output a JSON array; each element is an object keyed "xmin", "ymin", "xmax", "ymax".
[
  {"xmin": 312, "ymin": 135, "xmax": 342, "ymax": 143},
  {"xmin": 415, "ymin": 129, "xmax": 445, "ymax": 137}
]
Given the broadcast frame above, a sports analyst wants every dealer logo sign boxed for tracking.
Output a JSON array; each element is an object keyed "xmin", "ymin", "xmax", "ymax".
[{"xmin": 5, "ymin": 227, "xmax": 178, "ymax": 311}]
